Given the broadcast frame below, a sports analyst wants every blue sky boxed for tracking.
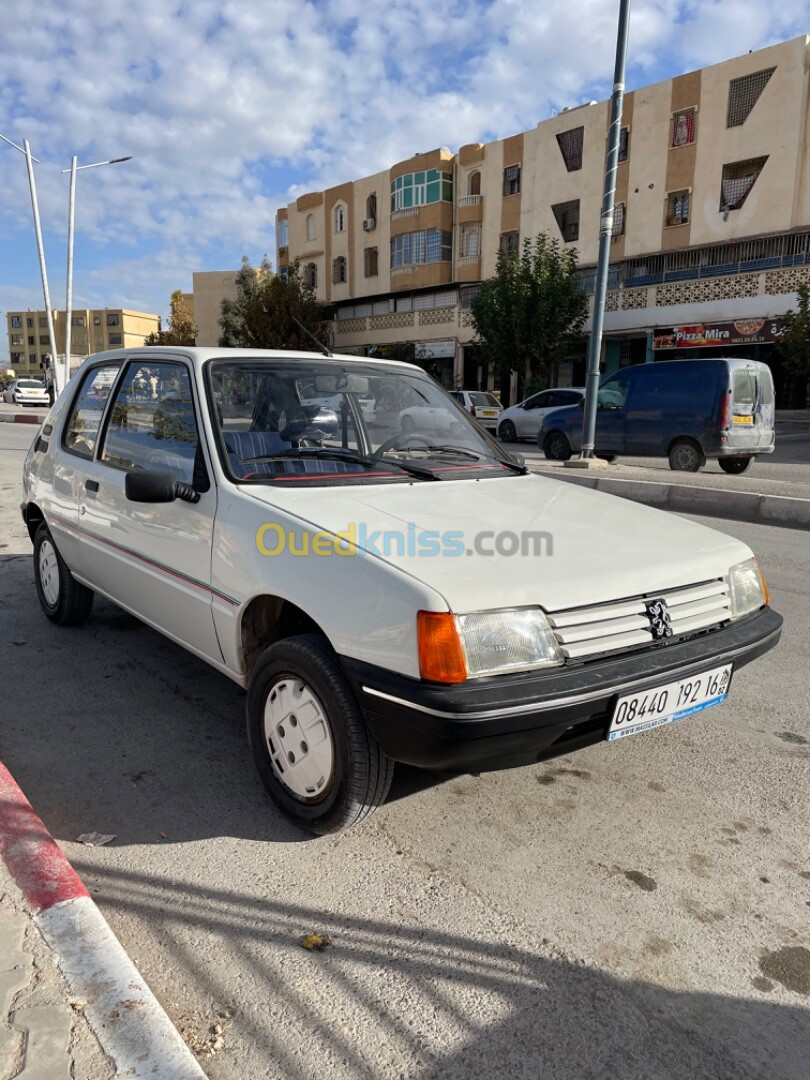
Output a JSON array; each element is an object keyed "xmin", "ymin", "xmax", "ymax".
[{"xmin": 1, "ymin": 0, "xmax": 808, "ymax": 363}]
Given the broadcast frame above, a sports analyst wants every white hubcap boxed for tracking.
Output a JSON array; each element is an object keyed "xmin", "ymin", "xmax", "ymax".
[
  {"xmin": 39, "ymin": 540, "xmax": 60, "ymax": 607},
  {"xmin": 263, "ymin": 677, "xmax": 334, "ymax": 800}
]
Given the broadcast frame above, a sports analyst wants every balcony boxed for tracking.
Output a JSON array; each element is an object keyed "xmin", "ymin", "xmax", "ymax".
[
  {"xmin": 391, "ymin": 207, "xmax": 420, "ymax": 222},
  {"xmin": 391, "ymin": 265, "xmax": 417, "ymax": 276},
  {"xmin": 457, "ymin": 255, "xmax": 480, "ymax": 267},
  {"xmin": 457, "ymin": 195, "xmax": 481, "ymax": 208}
]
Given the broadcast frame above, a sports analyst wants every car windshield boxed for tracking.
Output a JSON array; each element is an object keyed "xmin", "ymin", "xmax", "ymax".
[
  {"xmin": 468, "ymin": 392, "xmax": 501, "ymax": 408},
  {"xmin": 18, "ymin": 380, "xmax": 44, "ymax": 388},
  {"xmin": 206, "ymin": 357, "xmax": 521, "ymax": 485}
]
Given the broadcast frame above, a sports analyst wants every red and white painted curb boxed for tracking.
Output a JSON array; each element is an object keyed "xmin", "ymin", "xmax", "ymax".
[
  {"xmin": 0, "ymin": 761, "xmax": 208, "ymax": 1079},
  {"xmin": 0, "ymin": 412, "xmax": 43, "ymax": 424}
]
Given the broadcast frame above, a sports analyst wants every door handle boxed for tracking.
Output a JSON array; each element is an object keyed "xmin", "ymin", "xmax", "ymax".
[{"xmin": 85, "ymin": 479, "xmax": 99, "ymax": 493}]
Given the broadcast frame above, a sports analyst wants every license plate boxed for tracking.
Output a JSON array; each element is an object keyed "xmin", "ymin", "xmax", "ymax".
[
  {"xmin": 608, "ymin": 664, "xmax": 732, "ymax": 741},
  {"xmin": 732, "ymin": 414, "xmax": 753, "ymax": 425},
  {"xmin": 480, "ymin": 410, "xmax": 497, "ymax": 417}
]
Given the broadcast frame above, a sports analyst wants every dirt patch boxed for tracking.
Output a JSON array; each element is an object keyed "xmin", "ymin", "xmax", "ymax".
[
  {"xmin": 624, "ymin": 870, "xmax": 657, "ymax": 892},
  {"xmin": 758, "ymin": 946, "xmax": 810, "ymax": 996}
]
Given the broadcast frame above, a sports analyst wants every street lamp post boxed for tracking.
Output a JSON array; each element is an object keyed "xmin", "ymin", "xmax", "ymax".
[
  {"xmin": 579, "ymin": 0, "xmax": 632, "ymax": 459},
  {"xmin": 0, "ymin": 133, "xmax": 59, "ymax": 389},
  {"xmin": 62, "ymin": 155, "xmax": 132, "ymax": 382}
]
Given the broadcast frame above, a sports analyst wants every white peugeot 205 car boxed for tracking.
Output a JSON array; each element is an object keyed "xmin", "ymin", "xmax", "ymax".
[{"xmin": 22, "ymin": 348, "xmax": 782, "ymax": 834}]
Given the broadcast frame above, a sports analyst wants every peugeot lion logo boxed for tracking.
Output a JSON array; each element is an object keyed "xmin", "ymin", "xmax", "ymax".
[{"xmin": 645, "ymin": 598, "xmax": 673, "ymax": 640}]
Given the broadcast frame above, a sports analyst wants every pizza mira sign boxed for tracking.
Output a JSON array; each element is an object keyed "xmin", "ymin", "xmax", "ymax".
[{"xmin": 653, "ymin": 319, "xmax": 788, "ymax": 350}]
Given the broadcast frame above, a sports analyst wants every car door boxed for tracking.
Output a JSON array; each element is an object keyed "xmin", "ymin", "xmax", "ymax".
[
  {"xmin": 516, "ymin": 392, "xmax": 554, "ymax": 438},
  {"xmin": 44, "ymin": 361, "xmax": 123, "ymax": 569},
  {"xmin": 71, "ymin": 356, "xmax": 223, "ymax": 663},
  {"xmin": 595, "ymin": 371, "xmax": 633, "ymax": 454}
]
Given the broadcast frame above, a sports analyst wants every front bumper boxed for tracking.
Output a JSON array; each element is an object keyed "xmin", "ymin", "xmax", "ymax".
[{"xmin": 342, "ymin": 606, "xmax": 782, "ymax": 772}]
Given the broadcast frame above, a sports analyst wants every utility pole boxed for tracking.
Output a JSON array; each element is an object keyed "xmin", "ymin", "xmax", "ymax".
[{"xmin": 579, "ymin": 0, "xmax": 631, "ymax": 460}]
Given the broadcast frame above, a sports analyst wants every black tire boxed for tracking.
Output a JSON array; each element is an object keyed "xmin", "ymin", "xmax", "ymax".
[
  {"xmin": 598, "ymin": 455, "xmax": 617, "ymax": 463},
  {"xmin": 498, "ymin": 420, "xmax": 517, "ymax": 443},
  {"xmin": 33, "ymin": 522, "xmax": 94, "ymax": 626},
  {"xmin": 542, "ymin": 431, "xmax": 572, "ymax": 461},
  {"xmin": 719, "ymin": 456, "xmax": 753, "ymax": 475},
  {"xmin": 668, "ymin": 439, "xmax": 704, "ymax": 472},
  {"xmin": 247, "ymin": 634, "xmax": 394, "ymax": 835}
]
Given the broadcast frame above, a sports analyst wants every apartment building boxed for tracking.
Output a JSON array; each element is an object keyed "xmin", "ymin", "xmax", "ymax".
[
  {"xmin": 5, "ymin": 307, "xmax": 159, "ymax": 377},
  {"xmin": 276, "ymin": 35, "xmax": 810, "ymax": 406}
]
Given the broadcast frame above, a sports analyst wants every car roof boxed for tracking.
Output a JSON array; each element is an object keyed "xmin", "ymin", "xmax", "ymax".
[{"xmin": 78, "ymin": 346, "xmax": 426, "ymax": 376}]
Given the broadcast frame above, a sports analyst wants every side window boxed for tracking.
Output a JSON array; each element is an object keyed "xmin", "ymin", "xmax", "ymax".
[
  {"xmin": 598, "ymin": 373, "xmax": 631, "ymax": 409},
  {"xmin": 100, "ymin": 362, "xmax": 200, "ymax": 485},
  {"xmin": 63, "ymin": 364, "xmax": 121, "ymax": 459},
  {"xmin": 759, "ymin": 367, "xmax": 774, "ymax": 406},
  {"xmin": 560, "ymin": 391, "xmax": 582, "ymax": 405},
  {"xmin": 733, "ymin": 369, "xmax": 756, "ymax": 405}
]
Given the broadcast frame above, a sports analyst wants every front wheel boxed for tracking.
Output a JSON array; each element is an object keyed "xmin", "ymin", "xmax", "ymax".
[
  {"xmin": 719, "ymin": 456, "xmax": 753, "ymax": 475},
  {"xmin": 498, "ymin": 420, "xmax": 517, "ymax": 443},
  {"xmin": 33, "ymin": 522, "xmax": 94, "ymax": 625},
  {"xmin": 247, "ymin": 635, "xmax": 394, "ymax": 835},
  {"xmin": 542, "ymin": 431, "xmax": 572, "ymax": 461},
  {"xmin": 668, "ymin": 439, "xmax": 703, "ymax": 472}
]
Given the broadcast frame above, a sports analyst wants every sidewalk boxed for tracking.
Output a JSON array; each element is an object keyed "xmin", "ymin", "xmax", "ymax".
[{"xmin": 0, "ymin": 762, "xmax": 208, "ymax": 1080}]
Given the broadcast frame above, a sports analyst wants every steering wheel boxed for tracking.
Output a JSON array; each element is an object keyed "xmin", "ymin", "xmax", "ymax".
[{"xmin": 370, "ymin": 433, "xmax": 433, "ymax": 462}]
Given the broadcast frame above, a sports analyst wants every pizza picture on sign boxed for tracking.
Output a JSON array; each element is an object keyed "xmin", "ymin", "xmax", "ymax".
[{"xmin": 733, "ymin": 320, "xmax": 765, "ymax": 336}]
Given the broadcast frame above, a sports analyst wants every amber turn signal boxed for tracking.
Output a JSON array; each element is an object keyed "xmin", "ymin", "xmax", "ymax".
[
  {"xmin": 417, "ymin": 611, "xmax": 467, "ymax": 684},
  {"xmin": 757, "ymin": 560, "xmax": 770, "ymax": 607}
]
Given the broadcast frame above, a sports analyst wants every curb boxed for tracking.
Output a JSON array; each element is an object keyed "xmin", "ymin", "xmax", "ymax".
[
  {"xmin": 0, "ymin": 412, "xmax": 44, "ymax": 424},
  {"xmin": 529, "ymin": 468, "xmax": 810, "ymax": 530},
  {"xmin": 0, "ymin": 761, "xmax": 208, "ymax": 1079}
]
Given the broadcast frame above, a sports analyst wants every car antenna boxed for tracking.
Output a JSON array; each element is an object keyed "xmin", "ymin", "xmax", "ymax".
[{"xmin": 291, "ymin": 316, "xmax": 333, "ymax": 357}]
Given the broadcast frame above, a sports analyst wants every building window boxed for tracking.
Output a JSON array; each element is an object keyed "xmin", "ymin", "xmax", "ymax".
[
  {"xmin": 612, "ymin": 202, "xmax": 626, "ymax": 238},
  {"xmin": 390, "ymin": 169, "xmax": 453, "ymax": 212},
  {"xmin": 666, "ymin": 190, "xmax": 690, "ymax": 226},
  {"xmin": 94, "ymin": 316, "xmax": 101, "ymax": 325},
  {"xmin": 556, "ymin": 127, "xmax": 584, "ymax": 171},
  {"xmin": 366, "ymin": 193, "xmax": 377, "ymax": 227},
  {"xmin": 460, "ymin": 223, "xmax": 481, "ymax": 258},
  {"xmin": 720, "ymin": 157, "xmax": 768, "ymax": 212},
  {"xmin": 10, "ymin": 315, "xmax": 21, "ymax": 329},
  {"xmin": 29, "ymin": 354, "xmax": 37, "ymax": 365},
  {"xmin": 364, "ymin": 247, "xmax": 378, "ymax": 277},
  {"xmin": 552, "ymin": 200, "xmax": 580, "ymax": 242},
  {"xmin": 108, "ymin": 333, "xmax": 123, "ymax": 345},
  {"xmin": 72, "ymin": 315, "xmax": 86, "ymax": 326},
  {"xmin": 107, "ymin": 313, "xmax": 120, "ymax": 326},
  {"xmin": 332, "ymin": 256, "xmax": 347, "ymax": 284},
  {"xmin": 390, "ymin": 229, "xmax": 452, "ymax": 268},
  {"xmin": 11, "ymin": 334, "xmax": 22, "ymax": 345},
  {"xmin": 304, "ymin": 262, "xmax": 317, "ymax": 288},
  {"xmin": 334, "ymin": 205, "xmax": 345, "ymax": 233},
  {"xmin": 468, "ymin": 171, "xmax": 481, "ymax": 196},
  {"xmin": 39, "ymin": 317, "xmax": 48, "ymax": 328},
  {"xmin": 39, "ymin": 336, "xmax": 49, "ymax": 345},
  {"xmin": 502, "ymin": 164, "xmax": 521, "ymax": 196},
  {"xmin": 306, "ymin": 214, "xmax": 316, "ymax": 242},
  {"xmin": 499, "ymin": 231, "xmax": 519, "ymax": 257},
  {"xmin": 28, "ymin": 336, "xmax": 34, "ymax": 345},
  {"xmin": 671, "ymin": 108, "xmax": 696, "ymax": 147},
  {"xmin": 276, "ymin": 218, "xmax": 289, "ymax": 248},
  {"xmin": 618, "ymin": 127, "xmax": 629, "ymax": 162},
  {"xmin": 26, "ymin": 317, "xmax": 33, "ymax": 328},
  {"xmin": 726, "ymin": 67, "xmax": 775, "ymax": 127},
  {"xmin": 10, "ymin": 353, "xmax": 22, "ymax": 363}
]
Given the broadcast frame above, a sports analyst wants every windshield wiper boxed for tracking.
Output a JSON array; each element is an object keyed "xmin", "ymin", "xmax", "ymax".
[
  {"xmin": 243, "ymin": 446, "xmax": 439, "ymax": 481},
  {"xmin": 392, "ymin": 444, "xmax": 529, "ymax": 474}
]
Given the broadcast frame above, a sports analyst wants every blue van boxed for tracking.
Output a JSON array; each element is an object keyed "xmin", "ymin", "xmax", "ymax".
[{"xmin": 537, "ymin": 358, "xmax": 775, "ymax": 473}]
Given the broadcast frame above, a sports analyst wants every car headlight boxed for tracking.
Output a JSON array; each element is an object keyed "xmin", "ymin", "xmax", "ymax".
[
  {"xmin": 458, "ymin": 609, "xmax": 563, "ymax": 676},
  {"xmin": 728, "ymin": 558, "xmax": 769, "ymax": 619}
]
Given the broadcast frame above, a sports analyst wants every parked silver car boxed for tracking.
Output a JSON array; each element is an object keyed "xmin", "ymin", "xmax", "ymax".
[{"xmin": 497, "ymin": 388, "xmax": 585, "ymax": 442}]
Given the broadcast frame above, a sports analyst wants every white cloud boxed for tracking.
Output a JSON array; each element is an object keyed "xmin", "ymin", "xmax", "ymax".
[{"xmin": 0, "ymin": 0, "xmax": 806, "ymax": 356}]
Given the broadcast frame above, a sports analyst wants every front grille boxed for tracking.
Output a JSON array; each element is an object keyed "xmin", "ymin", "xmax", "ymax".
[{"xmin": 547, "ymin": 579, "xmax": 731, "ymax": 661}]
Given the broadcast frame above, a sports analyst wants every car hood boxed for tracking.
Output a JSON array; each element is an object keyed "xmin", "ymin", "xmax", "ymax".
[{"xmin": 240, "ymin": 474, "xmax": 751, "ymax": 613}]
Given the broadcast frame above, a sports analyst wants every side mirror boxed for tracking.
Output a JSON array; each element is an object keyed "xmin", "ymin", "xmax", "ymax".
[
  {"xmin": 125, "ymin": 470, "xmax": 200, "ymax": 504},
  {"xmin": 509, "ymin": 451, "xmax": 526, "ymax": 468}
]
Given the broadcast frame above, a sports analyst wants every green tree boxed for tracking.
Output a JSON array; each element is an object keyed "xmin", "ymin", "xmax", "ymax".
[
  {"xmin": 218, "ymin": 255, "xmax": 329, "ymax": 350},
  {"xmin": 145, "ymin": 290, "xmax": 197, "ymax": 346},
  {"xmin": 470, "ymin": 233, "xmax": 588, "ymax": 390},
  {"xmin": 778, "ymin": 282, "xmax": 810, "ymax": 378}
]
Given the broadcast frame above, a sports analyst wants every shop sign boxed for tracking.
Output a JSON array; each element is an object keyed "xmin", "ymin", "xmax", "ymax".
[
  {"xmin": 414, "ymin": 339, "xmax": 456, "ymax": 360},
  {"xmin": 653, "ymin": 319, "xmax": 789, "ymax": 350}
]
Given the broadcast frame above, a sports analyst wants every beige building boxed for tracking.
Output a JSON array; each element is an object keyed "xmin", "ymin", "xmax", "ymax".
[
  {"xmin": 191, "ymin": 270, "xmax": 243, "ymax": 346},
  {"xmin": 276, "ymin": 34, "xmax": 810, "ymax": 405},
  {"xmin": 5, "ymin": 308, "xmax": 159, "ymax": 377}
]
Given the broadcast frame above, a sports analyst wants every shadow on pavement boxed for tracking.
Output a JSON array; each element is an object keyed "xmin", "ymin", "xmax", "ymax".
[{"xmin": 63, "ymin": 861, "xmax": 810, "ymax": 1079}]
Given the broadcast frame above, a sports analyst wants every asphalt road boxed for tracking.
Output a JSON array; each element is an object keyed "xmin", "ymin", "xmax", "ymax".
[{"xmin": 1, "ymin": 427, "xmax": 808, "ymax": 1080}]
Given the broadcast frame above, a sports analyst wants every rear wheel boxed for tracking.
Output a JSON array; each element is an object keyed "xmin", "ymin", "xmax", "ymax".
[
  {"xmin": 543, "ymin": 431, "xmax": 572, "ymax": 461},
  {"xmin": 668, "ymin": 439, "xmax": 703, "ymax": 472},
  {"xmin": 247, "ymin": 635, "xmax": 394, "ymax": 835},
  {"xmin": 33, "ymin": 523, "xmax": 94, "ymax": 626},
  {"xmin": 498, "ymin": 420, "xmax": 517, "ymax": 443},
  {"xmin": 719, "ymin": 456, "xmax": 753, "ymax": 475}
]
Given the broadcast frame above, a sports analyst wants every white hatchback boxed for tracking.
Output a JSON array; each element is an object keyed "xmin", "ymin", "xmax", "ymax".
[
  {"xmin": 449, "ymin": 389, "xmax": 503, "ymax": 431},
  {"xmin": 497, "ymin": 387, "xmax": 585, "ymax": 442},
  {"xmin": 22, "ymin": 348, "xmax": 782, "ymax": 834},
  {"xmin": 4, "ymin": 378, "xmax": 49, "ymax": 407}
]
